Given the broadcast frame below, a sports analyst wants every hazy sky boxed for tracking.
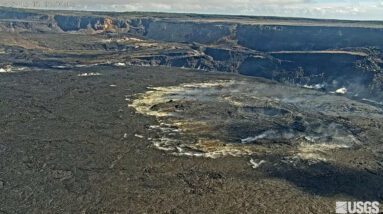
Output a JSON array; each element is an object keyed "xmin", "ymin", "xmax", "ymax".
[{"xmin": 2, "ymin": 0, "xmax": 383, "ymax": 20}]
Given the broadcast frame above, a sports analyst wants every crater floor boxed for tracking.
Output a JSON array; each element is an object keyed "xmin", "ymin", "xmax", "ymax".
[
  {"xmin": 130, "ymin": 79, "xmax": 383, "ymax": 162},
  {"xmin": 1, "ymin": 66, "xmax": 383, "ymax": 213}
]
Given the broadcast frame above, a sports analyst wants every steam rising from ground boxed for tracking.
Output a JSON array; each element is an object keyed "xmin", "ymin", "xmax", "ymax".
[{"xmin": 129, "ymin": 79, "xmax": 383, "ymax": 164}]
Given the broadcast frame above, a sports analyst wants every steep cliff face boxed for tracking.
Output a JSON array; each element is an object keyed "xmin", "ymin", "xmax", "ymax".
[
  {"xmin": 53, "ymin": 15, "xmax": 121, "ymax": 32},
  {"xmin": 239, "ymin": 53, "xmax": 376, "ymax": 93},
  {"xmin": 0, "ymin": 9, "xmax": 47, "ymax": 20},
  {"xmin": 2, "ymin": 8, "xmax": 383, "ymax": 52},
  {"xmin": 144, "ymin": 21, "xmax": 232, "ymax": 44},
  {"xmin": 52, "ymin": 15, "xmax": 233, "ymax": 44},
  {"xmin": 238, "ymin": 56, "xmax": 279, "ymax": 79},
  {"xmin": 237, "ymin": 25, "xmax": 383, "ymax": 51},
  {"xmin": 1, "ymin": 7, "xmax": 383, "ymax": 100}
]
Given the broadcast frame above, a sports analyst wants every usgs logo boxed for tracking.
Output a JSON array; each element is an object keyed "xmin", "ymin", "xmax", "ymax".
[{"xmin": 336, "ymin": 201, "xmax": 380, "ymax": 214}]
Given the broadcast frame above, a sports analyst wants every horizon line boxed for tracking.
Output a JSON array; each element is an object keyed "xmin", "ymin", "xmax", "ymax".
[{"xmin": 1, "ymin": 6, "xmax": 383, "ymax": 22}]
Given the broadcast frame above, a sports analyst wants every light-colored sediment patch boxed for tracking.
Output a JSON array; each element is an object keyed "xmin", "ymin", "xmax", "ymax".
[
  {"xmin": 74, "ymin": 63, "xmax": 100, "ymax": 68},
  {"xmin": 186, "ymin": 138, "xmax": 257, "ymax": 158},
  {"xmin": 114, "ymin": 62, "xmax": 126, "ymax": 67},
  {"xmin": 102, "ymin": 37, "xmax": 145, "ymax": 43},
  {"xmin": 0, "ymin": 66, "xmax": 27, "ymax": 73},
  {"xmin": 250, "ymin": 159, "xmax": 266, "ymax": 169},
  {"xmin": 302, "ymin": 83, "xmax": 325, "ymax": 90},
  {"xmin": 296, "ymin": 142, "xmax": 351, "ymax": 163},
  {"xmin": 77, "ymin": 72, "xmax": 102, "ymax": 77},
  {"xmin": 0, "ymin": 68, "xmax": 8, "ymax": 73},
  {"xmin": 335, "ymin": 87, "xmax": 347, "ymax": 94},
  {"xmin": 129, "ymin": 80, "xmax": 262, "ymax": 158},
  {"xmin": 166, "ymin": 138, "xmax": 259, "ymax": 159},
  {"xmin": 223, "ymin": 96, "xmax": 244, "ymax": 107},
  {"xmin": 52, "ymin": 65, "xmax": 68, "ymax": 69},
  {"xmin": 129, "ymin": 80, "xmax": 364, "ymax": 162},
  {"xmin": 172, "ymin": 120, "xmax": 211, "ymax": 133},
  {"xmin": 101, "ymin": 37, "xmax": 158, "ymax": 49},
  {"xmin": 129, "ymin": 80, "xmax": 234, "ymax": 117},
  {"xmin": 134, "ymin": 134, "xmax": 144, "ymax": 139}
]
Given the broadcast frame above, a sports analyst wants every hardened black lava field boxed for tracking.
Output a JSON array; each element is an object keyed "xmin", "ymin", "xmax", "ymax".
[{"xmin": 0, "ymin": 7, "xmax": 383, "ymax": 213}]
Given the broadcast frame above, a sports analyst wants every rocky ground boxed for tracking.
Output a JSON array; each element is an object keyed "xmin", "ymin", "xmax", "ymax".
[
  {"xmin": 1, "ymin": 6, "xmax": 383, "ymax": 214},
  {"xmin": 0, "ymin": 66, "xmax": 382, "ymax": 213}
]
